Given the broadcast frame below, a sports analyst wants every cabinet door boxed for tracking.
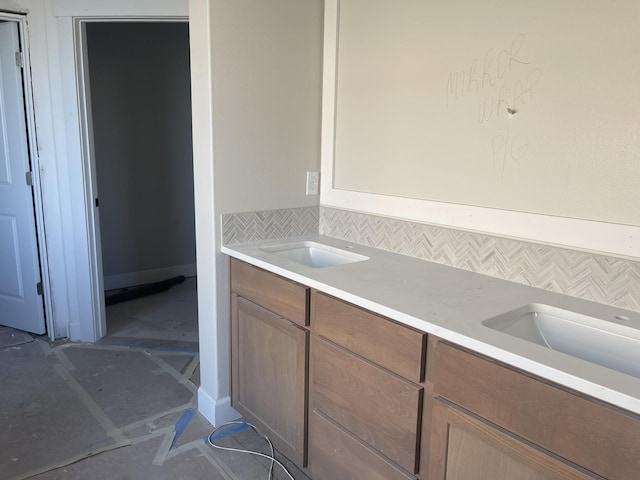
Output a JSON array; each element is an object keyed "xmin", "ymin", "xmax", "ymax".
[
  {"xmin": 428, "ymin": 400, "xmax": 596, "ymax": 480},
  {"xmin": 230, "ymin": 295, "xmax": 308, "ymax": 467}
]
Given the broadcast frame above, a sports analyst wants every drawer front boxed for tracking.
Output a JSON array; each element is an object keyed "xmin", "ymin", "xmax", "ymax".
[
  {"xmin": 230, "ymin": 258, "xmax": 308, "ymax": 326},
  {"xmin": 310, "ymin": 410, "xmax": 416, "ymax": 480},
  {"xmin": 311, "ymin": 291, "xmax": 426, "ymax": 382},
  {"xmin": 434, "ymin": 341, "xmax": 640, "ymax": 480},
  {"xmin": 312, "ymin": 337, "xmax": 422, "ymax": 473}
]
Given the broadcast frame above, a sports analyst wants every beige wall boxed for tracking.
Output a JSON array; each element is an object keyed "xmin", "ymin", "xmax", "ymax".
[
  {"xmin": 320, "ymin": 0, "xmax": 640, "ymax": 259},
  {"xmin": 332, "ymin": 0, "xmax": 640, "ymax": 227},
  {"xmin": 211, "ymin": 0, "xmax": 324, "ymax": 214},
  {"xmin": 190, "ymin": 0, "xmax": 323, "ymax": 425}
]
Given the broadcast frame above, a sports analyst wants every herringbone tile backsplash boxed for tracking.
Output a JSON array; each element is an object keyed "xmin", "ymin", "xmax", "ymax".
[
  {"xmin": 319, "ymin": 207, "xmax": 640, "ymax": 313},
  {"xmin": 221, "ymin": 207, "xmax": 319, "ymax": 245},
  {"xmin": 221, "ymin": 206, "xmax": 640, "ymax": 312}
]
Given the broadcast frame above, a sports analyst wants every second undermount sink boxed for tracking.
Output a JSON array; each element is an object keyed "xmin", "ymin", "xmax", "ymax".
[
  {"xmin": 482, "ymin": 304, "xmax": 640, "ymax": 379},
  {"xmin": 261, "ymin": 241, "xmax": 369, "ymax": 268}
]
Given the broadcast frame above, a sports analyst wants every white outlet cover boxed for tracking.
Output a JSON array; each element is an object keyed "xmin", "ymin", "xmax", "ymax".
[{"xmin": 306, "ymin": 171, "xmax": 320, "ymax": 195}]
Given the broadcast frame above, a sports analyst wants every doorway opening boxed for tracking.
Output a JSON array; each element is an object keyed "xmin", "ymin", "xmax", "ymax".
[{"xmin": 79, "ymin": 21, "xmax": 198, "ymax": 350}]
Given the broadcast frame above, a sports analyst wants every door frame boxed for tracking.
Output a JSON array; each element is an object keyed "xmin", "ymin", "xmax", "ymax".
[
  {"xmin": 1, "ymin": 11, "xmax": 54, "ymax": 338},
  {"xmin": 73, "ymin": 17, "xmax": 190, "ymax": 340}
]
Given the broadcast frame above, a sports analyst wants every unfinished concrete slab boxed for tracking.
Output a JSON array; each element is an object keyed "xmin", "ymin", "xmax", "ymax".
[
  {"xmin": 208, "ymin": 424, "xmax": 310, "ymax": 480},
  {"xmin": 1, "ymin": 279, "xmax": 311, "ymax": 480},
  {"xmin": 1, "ymin": 332, "xmax": 309, "ymax": 480},
  {"xmin": 0, "ymin": 326, "xmax": 34, "ymax": 348},
  {"xmin": 57, "ymin": 346, "xmax": 196, "ymax": 429},
  {"xmin": 154, "ymin": 353, "xmax": 199, "ymax": 378},
  {"xmin": 102, "ymin": 277, "xmax": 198, "ymax": 349},
  {"xmin": 1, "ymin": 341, "xmax": 123, "ymax": 479},
  {"xmin": 29, "ymin": 434, "xmax": 228, "ymax": 480},
  {"xmin": 30, "ymin": 418, "xmax": 310, "ymax": 480}
]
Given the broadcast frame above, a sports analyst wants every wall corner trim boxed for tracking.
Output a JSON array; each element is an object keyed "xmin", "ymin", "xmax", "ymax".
[{"xmin": 197, "ymin": 388, "xmax": 241, "ymax": 428}]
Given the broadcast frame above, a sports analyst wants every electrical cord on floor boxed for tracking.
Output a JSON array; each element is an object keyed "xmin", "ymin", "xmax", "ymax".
[{"xmin": 207, "ymin": 421, "xmax": 295, "ymax": 480}]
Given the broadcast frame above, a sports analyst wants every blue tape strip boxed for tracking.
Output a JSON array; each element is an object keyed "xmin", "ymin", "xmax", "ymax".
[
  {"xmin": 207, "ymin": 422, "xmax": 251, "ymax": 443},
  {"xmin": 170, "ymin": 408, "xmax": 196, "ymax": 449}
]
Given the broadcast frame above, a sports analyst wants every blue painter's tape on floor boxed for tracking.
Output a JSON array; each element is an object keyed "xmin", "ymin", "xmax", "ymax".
[
  {"xmin": 170, "ymin": 408, "xmax": 196, "ymax": 449},
  {"xmin": 207, "ymin": 422, "xmax": 251, "ymax": 442}
]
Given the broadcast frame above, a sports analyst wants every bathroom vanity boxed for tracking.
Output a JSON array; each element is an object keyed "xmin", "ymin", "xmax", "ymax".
[{"xmin": 224, "ymin": 237, "xmax": 640, "ymax": 479}]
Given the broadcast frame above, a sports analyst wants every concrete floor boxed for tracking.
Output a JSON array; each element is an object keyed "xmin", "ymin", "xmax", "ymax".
[
  {"xmin": 1, "ymin": 278, "xmax": 309, "ymax": 480},
  {"xmin": 99, "ymin": 276, "xmax": 199, "ymax": 352}
]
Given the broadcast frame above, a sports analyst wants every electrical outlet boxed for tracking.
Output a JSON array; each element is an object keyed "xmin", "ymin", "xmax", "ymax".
[{"xmin": 306, "ymin": 171, "xmax": 320, "ymax": 196}]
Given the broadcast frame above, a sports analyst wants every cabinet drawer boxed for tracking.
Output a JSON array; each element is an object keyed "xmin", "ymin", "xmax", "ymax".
[
  {"xmin": 230, "ymin": 258, "xmax": 309, "ymax": 326},
  {"xmin": 311, "ymin": 291, "xmax": 426, "ymax": 382},
  {"xmin": 434, "ymin": 341, "xmax": 640, "ymax": 480},
  {"xmin": 312, "ymin": 337, "xmax": 422, "ymax": 473},
  {"xmin": 310, "ymin": 410, "xmax": 415, "ymax": 480}
]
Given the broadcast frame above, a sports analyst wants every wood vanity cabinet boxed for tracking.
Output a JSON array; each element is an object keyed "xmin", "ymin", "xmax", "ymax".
[
  {"xmin": 309, "ymin": 291, "xmax": 427, "ymax": 480},
  {"xmin": 228, "ymin": 257, "xmax": 640, "ymax": 479},
  {"xmin": 229, "ymin": 258, "xmax": 310, "ymax": 468},
  {"xmin": 428, "ymin": 340, "xmax": 640, "ymax": 480}
]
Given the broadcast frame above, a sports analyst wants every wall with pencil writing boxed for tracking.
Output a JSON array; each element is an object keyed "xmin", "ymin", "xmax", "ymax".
[{"xmin": 331, "ymin": 0, "xmax": 640, "ymax": 226}]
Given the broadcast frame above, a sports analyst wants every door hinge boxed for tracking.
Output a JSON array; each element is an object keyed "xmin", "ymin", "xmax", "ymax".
[
  {"xmin": 15, "ymin": 51, "xmax": 24, "ymax": 69},
  {"xmin": 25, "ymin": 171, "xmax": 33, "ymax": 186},
  {"xmin": 36, "ymin": 282, "xmax": 43, "ymax": 296}
]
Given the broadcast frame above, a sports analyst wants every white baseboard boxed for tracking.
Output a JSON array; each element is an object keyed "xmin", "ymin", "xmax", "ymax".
[
  {"xmin": 67, "ymin": 321, "xmax": 82, "ymax": 342},
  {"xmin": 103, "ymin": 263, "xmax": 197, "ymax": 291},
  {"xmin": 198, "ymin": 388, "xmax": 241, "ymax": 427}
]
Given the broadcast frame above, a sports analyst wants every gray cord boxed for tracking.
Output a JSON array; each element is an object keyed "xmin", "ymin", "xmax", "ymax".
[{"xmin": 207, "ymin": 421, "xmax": 295, "ymax": 480}]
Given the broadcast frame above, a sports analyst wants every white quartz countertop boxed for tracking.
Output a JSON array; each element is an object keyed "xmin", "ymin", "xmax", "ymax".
[{"xmin": 222, "ymin": 235, "xmax": 640, "ymax": 415}]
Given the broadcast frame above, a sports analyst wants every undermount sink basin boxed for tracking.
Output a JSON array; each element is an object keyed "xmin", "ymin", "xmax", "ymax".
[
  {"xmin": 482, "ymin": 304, "xmax": 640, "ymax": 379},
  {"xmin": 261, "ymin": 241, "xmax": 369, "ymax": 268}
]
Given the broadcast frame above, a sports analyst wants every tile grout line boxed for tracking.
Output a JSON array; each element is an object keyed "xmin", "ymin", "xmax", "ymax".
[
  {"xmin": 195, "ymin": 443, "xmax": 244, "ymax": 480},
  {"xmin": 13, "ymin": 442, "xmax": 131, "ymax": 480},
  {"xmin": 151, "ymin": 431, "xmax": 176, "ymax": 466},
  {"xmin": 182, "ymin": 355, "xmax": 200, "ymax": 379},
  {"xmin": 145, "ymin": 352, "xmax": 200, "ymax": 393},
  {"xmin": 51, "ymin": 344, "xmax": 77, "ymax": 371},
  {"xmin": 117, "ymin": 401, "xmax": 198, "ymax": 434},
  {"xmin": 52, "ymin": 363, "xmax": 129, "ymax": 445}
]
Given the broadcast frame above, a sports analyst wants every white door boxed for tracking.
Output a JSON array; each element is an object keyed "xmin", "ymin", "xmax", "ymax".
[{"xmin": 0, "ymin": 21, "xmax": 45, "ymax": 334}]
